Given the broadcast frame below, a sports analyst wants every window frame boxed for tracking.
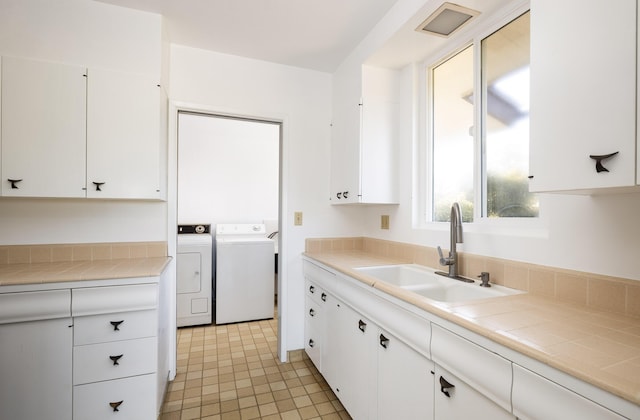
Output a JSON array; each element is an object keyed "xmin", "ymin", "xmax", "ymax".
[{"xmin": 418, "ymin": 0, "xmax": 542, "ymax": 234}]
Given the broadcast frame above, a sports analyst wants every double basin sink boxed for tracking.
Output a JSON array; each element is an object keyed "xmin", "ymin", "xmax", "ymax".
[{"xmin": 354, "ymin": 264, "xmax": 523, "ymax": 303}]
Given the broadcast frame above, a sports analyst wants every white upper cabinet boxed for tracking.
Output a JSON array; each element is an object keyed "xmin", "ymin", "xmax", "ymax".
[
  {"xmin": 0, "ymin": 56, "xmax": 166, "ymax": 200},
  {"xmin": 529, "ymin": 0, "xmax": 637, "ymax": 193},
  {"xmin": 1, "ymin": 56, "xmax": 87, "ymax": 197},
  {"xmin": 87, "ymin": 68, "xmax": 164, "ymax": 200},
  {"xmin": 330, "ymin": 65, "xmax": 399, "ymax": 204}
]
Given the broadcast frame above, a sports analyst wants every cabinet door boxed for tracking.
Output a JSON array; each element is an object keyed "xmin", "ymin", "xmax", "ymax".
[
  {"xmin": 434, "ymin": 364, "xmax": 514, "ymax": 420},
  {"xmin": 377, "ymin": 328, "xmax": 434, "ymax": 420},
  {"xmin": 360, "ymin": 97, "xmax": 398, "ymax": 204},
  {"xmin": 529, "ymin": 0, "xmax": 637, "ymax": 192},
  {"xmin": 304, "ymin": 295, "xmax": 323, "ymax": 370},
  {"xmin": 324, "ymin": 300, "xmax": 376, "ymax": 419},
  {"xmin": 0, "ymin": 318, "xmax": 73, "ymax": 419},
  {"xmin": 87, "ymin": 68, "xmax": 162, "ymax": 199},
  {"xmin": 1, "ymin": 56, "xmax": 87, "ymax": 197},
  {"xmin": 330, "ymin": 99, "xmax": 362, "ymax": 204}
]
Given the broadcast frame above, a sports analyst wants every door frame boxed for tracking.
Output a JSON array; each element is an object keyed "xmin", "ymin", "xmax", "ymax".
[{"xmin": 166, "ymin": 100, "xmax": 289, "ymax": 379}]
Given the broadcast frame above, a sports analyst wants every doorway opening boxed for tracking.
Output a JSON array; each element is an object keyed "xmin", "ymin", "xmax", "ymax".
[{"xmin": 176, "ymin": 110, "xmax": 281, "ymax": 333}]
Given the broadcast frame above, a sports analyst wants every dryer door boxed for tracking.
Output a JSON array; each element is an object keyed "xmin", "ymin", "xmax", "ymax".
[{"xmin": 177, "ymin": 252, "xmax": 202, "ymax": 294}]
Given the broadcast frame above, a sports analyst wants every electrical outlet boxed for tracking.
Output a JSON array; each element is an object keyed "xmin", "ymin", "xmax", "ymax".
[
  {"xmin": 381, "ymin": 215, "xmax": 390, "ymax": 230},
  {"xmin": 294, "ymin": 211, "xmax": 303, "ymax": 226}
]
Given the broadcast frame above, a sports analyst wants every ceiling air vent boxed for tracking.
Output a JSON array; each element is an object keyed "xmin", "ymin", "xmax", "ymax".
[{"xmin": 416, "ymin": 2, "xmax": 480, "ymax": 37}]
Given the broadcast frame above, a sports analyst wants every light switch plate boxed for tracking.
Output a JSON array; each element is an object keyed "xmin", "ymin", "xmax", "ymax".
[
  {"xmin": 381, "ymin": 215, "xmax": 390, "ymax": 230},
  {"xmin": 294, "ymin": 212, "xmax": 303, "ymax": 226}
]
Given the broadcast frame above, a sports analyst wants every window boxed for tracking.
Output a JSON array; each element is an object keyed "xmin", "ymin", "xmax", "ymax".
[{"xmin": 429, "ymin": 11, "xmax": 537, "ymax": 222}]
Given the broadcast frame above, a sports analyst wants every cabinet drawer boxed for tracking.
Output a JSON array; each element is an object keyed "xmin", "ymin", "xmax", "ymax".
[
  {"xmin": 303, "ymin": 260, "xmax": 336, "ymax": 293},
  {"xmin": 73, "ymin": 337, "xmax": 157, "ymax": 385},
  {"xmin": 72, "ymin": 283, "xmax": 157, "ymax": 317},
  {"xmin": 74, "ymin": 373, "xmax": 156, "ymax": 420},
  {"xmin": 0, "ymin": 289, "xmax": 71, "ymax": 324},
  {"xmin": 512, "ymin": 364, "xmax": 625, "ymax": 420},
  {"xmin": 431, "ymin": 324, "xmax": 512, "ymax": 413},
  {"xmin": 74, "ymin": 309, "xmax": 157, "ymax": 345}
]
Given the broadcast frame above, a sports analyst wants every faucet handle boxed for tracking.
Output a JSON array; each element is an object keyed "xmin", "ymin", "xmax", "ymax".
[{"xmin": 437, "ymin": 246, "xmax": 450, "ymax": 266}]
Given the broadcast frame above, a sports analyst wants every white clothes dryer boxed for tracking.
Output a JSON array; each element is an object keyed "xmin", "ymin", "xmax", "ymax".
[
  {"xmin": 177, "ymin": 224, "xmax": 213, "ymax": 327},
  {"xmin": 215, "ymin": 224, "xmax": 274, "ymax": 324}
]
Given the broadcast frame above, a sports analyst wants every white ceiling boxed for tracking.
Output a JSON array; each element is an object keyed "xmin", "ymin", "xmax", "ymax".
[{"xmin": 94, "ymin": 0, "xmax": 400, "ymax": 73}]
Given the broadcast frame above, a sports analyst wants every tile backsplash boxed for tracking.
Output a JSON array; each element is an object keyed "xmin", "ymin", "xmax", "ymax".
[
  {"xmin": 305, "ymin": 237, "xmax": 640, "ymax": 319},
  {"xmin": 0, "ymin": 241, "xmax": 167, "ymax": 264}
]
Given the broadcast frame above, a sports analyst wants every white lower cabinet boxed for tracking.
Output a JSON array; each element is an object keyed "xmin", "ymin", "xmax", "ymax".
[
  {"xmin": 377, "ymin": 328, "xmax": 434, "ymax": 420},
  {"xmin": 303, "ymin": 257, "xmax": 636, "ymax": 420},
  {"xmin": 0, "ymin": 290, "xmax": 73, "ymax": 420},
  {"xmin": 0, "ymin": 280, "xmax": 161, "ymax": 420},
  {"xmin": 324, "ymin": 299, "xmax": 376, "ymax": 419},
  {"xmin": 512, "ymin": 364, "xmax": 625, "ymax": 420},
  {"xmin": 320, "ymin": 294, "xmax": 434, "ymax": 420},
  {"xmin": 303, "ymin": 260, "xmax": 433, "ymax": 419}
]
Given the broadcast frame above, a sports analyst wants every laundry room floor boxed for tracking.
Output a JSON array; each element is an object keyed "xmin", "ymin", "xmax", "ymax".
[{"xmin": 160, "ymin": 315, "xmax": 350, "ymax": 420}]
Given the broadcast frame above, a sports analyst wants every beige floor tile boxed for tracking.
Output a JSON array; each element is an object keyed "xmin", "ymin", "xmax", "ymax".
[{"xmin": 163, "ymin": 315, "xmax": 351, "ymax": 419}]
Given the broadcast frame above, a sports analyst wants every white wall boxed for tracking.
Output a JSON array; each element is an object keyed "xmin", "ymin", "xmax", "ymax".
[
  {"xmin": 177, "ymin": 113, "xmax": 279, "ymax": 227},
  {"xmin": 0, "ymin": 0, "xmax": 167, "ymax": 245},
  {"xmin": 169, "ymin": 45, "xmax": 364, "ymax": 355}
]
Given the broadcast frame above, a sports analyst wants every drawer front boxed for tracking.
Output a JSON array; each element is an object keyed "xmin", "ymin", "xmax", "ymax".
[
  {"xmin": 74, "ymin": 309, "xmax": 157, "ymax": 345},
  {"xmin": 74, "ymin": 373, "xmax": 156, "ymax": 420},
  {"xmin": 0, "ymin": 289, "xmax": 71, "ymax": 324},
  {"xmin": 512, "ymin": 364, "xmax": 625, "ymax": 420},
  {"xmin": 72, "ymin": 283, "xmax": 157, "ymax": 317},
  {"xmin": 73, "ymin": 337, "xmax": 157, "ymax": 385},
  {"xmin": 303, "ymin": 260, "xmax": 336, "ymax": 293}
]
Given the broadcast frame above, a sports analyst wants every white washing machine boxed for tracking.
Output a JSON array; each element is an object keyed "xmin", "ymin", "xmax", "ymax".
[
  {"xmin": 177, "ymin": 224, "xmax": 213, "ymax": 327},
  {"xmin": 215, "ymin": 223, "xmax": 274, "ymax": 324}
]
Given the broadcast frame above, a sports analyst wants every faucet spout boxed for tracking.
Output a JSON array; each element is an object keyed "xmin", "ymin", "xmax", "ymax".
[{"xmin": 437, "ymin": 202, "xmax": 465, "ymax": 279}]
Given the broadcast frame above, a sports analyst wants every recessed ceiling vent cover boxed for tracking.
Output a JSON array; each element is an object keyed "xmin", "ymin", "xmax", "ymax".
[{"xmin": 416, "ymin": 2, "xmax": 480, "ymax": 37}]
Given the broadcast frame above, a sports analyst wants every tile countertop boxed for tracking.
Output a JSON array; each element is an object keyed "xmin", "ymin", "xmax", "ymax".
[
  {"xmin": 304, "ymin": 250, "xmax": 640, "ymax": 407},
  {"xmin": 0, "ymin": 257, "xmax": 172, "ymax": 289}
]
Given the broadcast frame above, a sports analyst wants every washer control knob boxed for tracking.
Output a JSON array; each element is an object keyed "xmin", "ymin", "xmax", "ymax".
[{"xmin": 195, "ymin": 225, "xmax": 205, "ymax": 234}]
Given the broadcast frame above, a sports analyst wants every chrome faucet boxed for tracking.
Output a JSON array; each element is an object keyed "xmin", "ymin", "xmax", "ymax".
[{"xmin": 437, "ymin": 202, "xmax": 470, "ymax": 281}]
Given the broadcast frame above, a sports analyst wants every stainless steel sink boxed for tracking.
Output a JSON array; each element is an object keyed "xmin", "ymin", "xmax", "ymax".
[{"xmin": 354, "ymin": 264, "xmax": 523, "ymax": 303}]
